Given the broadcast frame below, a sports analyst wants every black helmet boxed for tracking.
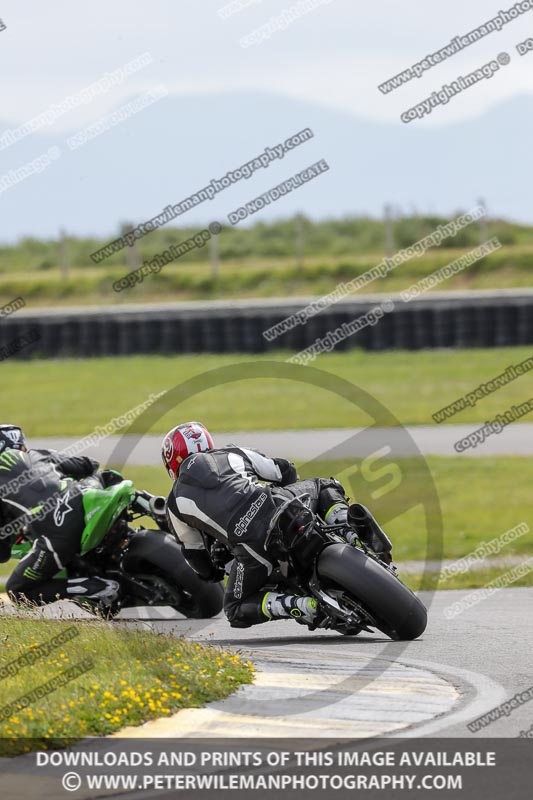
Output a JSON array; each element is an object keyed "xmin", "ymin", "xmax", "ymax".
[{"xmin": 0, "ymin": 425, "xmax": 27, "ymax": 454}]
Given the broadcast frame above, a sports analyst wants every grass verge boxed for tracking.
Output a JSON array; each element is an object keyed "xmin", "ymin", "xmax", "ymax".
[
  {"xmin": 404, "ymin": 566, "xmax": 533, "ymax": 592},
  {"xmin": 117, "ymin": 457, "xmax": 533, "ymax": 563},
  {"xmin": 0, "ymin": 616, "xmax": 253, "ymax": 755},
  {"xmin": 1, "ymin": 456, "xmax": 529, "ymax": 589},
  {"xmin": 1, "ymin": 244, "xmax": 532, "ymax": 305},
  {"xmin": 2, "ymin": 347, "xmax": 533, "ymax": 435}
]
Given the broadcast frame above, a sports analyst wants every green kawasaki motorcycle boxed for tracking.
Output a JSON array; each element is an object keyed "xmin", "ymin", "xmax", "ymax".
[{"xmin": 10, "ymin": 475, "xmax": 223, "ymax": 618}]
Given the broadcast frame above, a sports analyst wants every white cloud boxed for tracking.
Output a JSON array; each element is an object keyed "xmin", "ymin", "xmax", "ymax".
[{"xmin": 1, "ymin": 0, "xmax": 533, "ymax": 131}]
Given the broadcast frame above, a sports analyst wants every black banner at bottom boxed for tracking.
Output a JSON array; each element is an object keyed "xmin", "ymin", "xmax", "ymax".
[{"xmin": 0, "ymin": 738, "xmax": 531, "ymax": 799}]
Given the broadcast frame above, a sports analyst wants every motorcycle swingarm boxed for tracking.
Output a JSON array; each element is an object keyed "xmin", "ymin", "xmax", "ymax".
[{"xmin": 118, "ymin": 571, "xmax": 184, "ymax": 606}]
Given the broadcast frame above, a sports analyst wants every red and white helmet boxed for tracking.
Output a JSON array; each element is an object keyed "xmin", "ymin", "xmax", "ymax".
[{"xmin": 161, "ymin": 421, "xmax": 214, "ymax": 479}]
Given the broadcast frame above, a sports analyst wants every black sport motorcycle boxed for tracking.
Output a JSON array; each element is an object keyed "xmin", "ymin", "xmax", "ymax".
[
  {"xmin": 11, "ymin": 476, "xmax": 223, "ymax": 619},
  {"xmin": 260, "ymin": 494, "xmax": 427, "ymax": 639}
]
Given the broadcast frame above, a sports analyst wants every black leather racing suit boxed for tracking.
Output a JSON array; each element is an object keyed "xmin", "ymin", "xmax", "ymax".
[
  {"xmin": 166, "ymin": 446, "xmax": 348, "ymax": 627},
  {"xmin": 0, "ymin": 447, "xmax": 98, "ymax": 603}
]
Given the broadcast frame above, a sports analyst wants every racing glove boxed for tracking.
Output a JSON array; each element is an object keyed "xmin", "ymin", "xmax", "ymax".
[{"xmin": 273, "ymin": 458, "xmax": 299, "ymax": 486}]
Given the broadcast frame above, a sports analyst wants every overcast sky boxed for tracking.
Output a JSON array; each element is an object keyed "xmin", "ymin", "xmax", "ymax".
[
  {"xmin": 2, "ymin": 0, "xmax": 533, "ymax": 131},
  {"xmin": 1, "ymin": 1, "xmax": 532, "ymax": 239}
]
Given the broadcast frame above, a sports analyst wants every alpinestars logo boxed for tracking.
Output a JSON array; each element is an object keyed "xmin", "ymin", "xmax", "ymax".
[
  {"xmin": 53, "ymin": 492, "xmax": 73, "ymax": 526},
  {"xmin": 233, "ymin": 493, "xmax": 267, "ymax": 537},
  {"xmin": 233, "ymin": 562, "xmax": 245, "ymax": 599}
]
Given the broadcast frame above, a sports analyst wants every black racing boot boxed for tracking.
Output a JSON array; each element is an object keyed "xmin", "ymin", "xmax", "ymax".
[{"xmin": 66, "ymin": 577, "xmax": 121, "ymax": 614}]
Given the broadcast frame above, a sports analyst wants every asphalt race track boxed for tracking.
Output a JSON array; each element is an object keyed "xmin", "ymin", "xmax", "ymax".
[
  {"xmin": 3, "ymin": 588, "xmax": 530, "ymax": 739},
  {"xmin": 32, "ymin": 424, "xmax": 533, "ymax": 466},
  {"xmin": 3, "ymin": 426, "xmax": 531, "ymax": 742},
  {"xmin": 114, "ymin": 587, "xmax": 532, "ymax": 739},
  {"xmin": 14, "ymin": 429, "xmax": 531, "ymax": 737}
]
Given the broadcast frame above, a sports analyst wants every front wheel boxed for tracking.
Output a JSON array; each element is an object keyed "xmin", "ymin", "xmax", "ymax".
[
  {"xmin": 122, "ymin": 530, "xmax": 223, "ymax": 618},
  {"xmin": 317, "ymin": 543, "xmax": 427, "ymax": 640}
]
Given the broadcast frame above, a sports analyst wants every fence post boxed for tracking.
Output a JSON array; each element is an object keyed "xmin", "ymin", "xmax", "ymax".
[
  {"xmin": 59, "ymin": 228, "xmax": 69, "ymax": 281},
  {"xmin": 384, "ymin": 204, "xmax": 395, "ymax": 257},
  {"xmin": 121, "ymin": 222, "xmax": 139, "ymax": 273},
  {"xmin": 478, "ymin": 198, "xmax": 488, "ymax": 243},
  {"xmin": 295, "ymin": 214, "xmax": 304, "ymax": 269},
  {"xmin": 209, "ymin": 230, "xmax": 220, "ymax": 281}
]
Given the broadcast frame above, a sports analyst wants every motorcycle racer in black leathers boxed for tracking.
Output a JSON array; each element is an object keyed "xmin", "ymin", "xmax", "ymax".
[
  {"xmin": 0, "ymin": 424, "xmax": 119, "ymax": 605},
  {"xmin": 163, "ymin": 422, "xmax": 393, "ymax": 629}
]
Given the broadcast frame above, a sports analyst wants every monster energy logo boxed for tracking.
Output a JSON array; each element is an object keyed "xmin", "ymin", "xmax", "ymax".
[
  {"xmin": 0, "ymin": 450, "xmax": 24, "ymax": 470},
  {"xmin": 23, "ymin": 567, "xmax": 42, "ymax": 581}
]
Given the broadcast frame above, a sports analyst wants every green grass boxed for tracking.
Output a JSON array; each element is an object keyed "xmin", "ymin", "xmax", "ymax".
[
  {"xmin": 1, "ymin": 455, "xmax": 529, "ymax": 592},
  {"xmin": 118, "ymin": 458, "xmax": 533, "ymax": 563},
  {"xmin": 1, "ymin": 209, "xmax": 533, "ymax": 305},
  {"xmin": 1, "ymin": 456, "xmax": 525, "ymax": 585},
  {"xmin": 0, "ymin": 616, "xmax": 253, "ymax": 754},
  {"xmin": 3, "ymin": 348, "xmax": 533, "ymax": 436},
  {"xmin": 403, "ymin": 566, "xmax": 533, "ymax": 592},
  {"xmin": 312, "ymin": 457, "xmax": 532, "ymax": 562},
  {"xmin": 4, "ymin": 215, "xmax": 533, "ymax": 275},
  {"xmin": 0, "ymin": 456, "xmax": 533, "ymax": 586},
  {"xmin": 1, "ymin": 246, "xmax": 532, "ymax": 305}
]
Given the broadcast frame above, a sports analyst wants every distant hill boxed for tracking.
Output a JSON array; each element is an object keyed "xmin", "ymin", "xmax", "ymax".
[{"xmin": 0, "ymin": 91, "xmax": 532, "ymax": 240}]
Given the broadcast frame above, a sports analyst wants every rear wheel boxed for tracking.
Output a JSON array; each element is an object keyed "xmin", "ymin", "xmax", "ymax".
[
  {"xmin": 317, "ymin": 543, "xmax": 427, "ymax": 640},
  {"xmin": 122, "ymin": 530, "xmax": 223, "ymax": 618}
]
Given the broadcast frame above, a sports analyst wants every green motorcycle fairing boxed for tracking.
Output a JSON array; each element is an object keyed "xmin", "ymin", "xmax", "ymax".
[
  {"xmin": 9, "ymin": 478, "xmax": 135, "ymax": 562},
  {"xmin": 79, "ymin": 478, "xmax": 135, "ymax": 554}
]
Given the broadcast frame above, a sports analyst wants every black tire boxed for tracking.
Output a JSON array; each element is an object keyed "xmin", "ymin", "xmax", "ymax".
[
  {"xmin": 122, "ymin": 530, "xmax": 223, "ymax": 618},
  {"xmin": 317, "ymin": 543, "xmax": 427, "ymax": 640}
]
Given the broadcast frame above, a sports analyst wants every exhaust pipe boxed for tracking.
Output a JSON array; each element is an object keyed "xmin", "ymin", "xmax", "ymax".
[
  {"xmin": 149, "ymin": 495, "xmax": 167, "ymax": 518},
  {"xmin": 347, "ymin": 503, "xmax": 392, "ymax": 554},
  {"xmin": 134, "ymin": 491, "xmax": 167, "ymax": 519}
]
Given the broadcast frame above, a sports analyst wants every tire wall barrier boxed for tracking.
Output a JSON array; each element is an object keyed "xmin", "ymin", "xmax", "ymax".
[{"xmin": 1, "ymin": 295, "xmax": 532, "ymax": 359}]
